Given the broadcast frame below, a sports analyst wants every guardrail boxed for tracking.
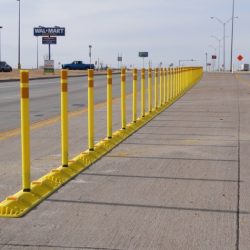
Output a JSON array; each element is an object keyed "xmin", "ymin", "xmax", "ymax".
[{"xmin": 0, "ymin": 66, "xmax": 203, "ymax": 217}]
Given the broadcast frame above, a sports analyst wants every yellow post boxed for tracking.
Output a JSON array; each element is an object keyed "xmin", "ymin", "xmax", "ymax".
[
  {"xmin": 132, "ymin": 68, "xmax": 137, "ymax": 123},
  {"xmin": 121, "ymin": 68, "xmax": 126, "ymax": 129},
  {"xmin": 174, "ymin": 68, "xmax": 177, "ymax": 98},
  {"xmin": 154, "ymin": 68, "xmax": 159, "ymax": 109},
  {"xmin": 148, "ymin": 68, "xmax": 152, "ymax": 112},
  {"xmin": 164, "ymin": 67, "xmax": 167, "ymax": 103},
  {"xmin": 61, "ymin": 70, "xmax": 68, "ymax": 167},
  {"xmin": 167, "ymin": 68, "xmax": 171, "ymax": 102},
  {"xmin": 107, "ymin": 68, "xmax": 112, "ymax": 139},
  {"xmin": 160, "ymin": 68, "xmax": 164, "ymax": 106},
  {"xmin": 180, "ymin": 68, "xmax": 183, "ymax": 93},
  {"xmin": 20, "ymin": 70, "xmax": 30, "ymax": 192},
  {"xmin": 176, "ymin": 67, "xmax": 179, "ymax": 95},
  {"xmin": 141, "ymin": 68, "xmax": 145, "ymax": 117},
  {"xmin": 170, "ymin": 68, "xmax": 174, "ymax": 100},
  {"xmin": 88, "ymin": 69, "xmax": 94, "ymax": 151},
  {"xmin": 181, "ymin": 67, "xmax": 184, "ymax": 92}
]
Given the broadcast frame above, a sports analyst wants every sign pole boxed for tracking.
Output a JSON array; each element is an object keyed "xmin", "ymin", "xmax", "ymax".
[
  {"xmin": 139, "ymin": 52, "xmax": 149, "ymax": 68},
  {"xmin": 48, "ymin": 35, "xmax": 51, "ymax": 60}
]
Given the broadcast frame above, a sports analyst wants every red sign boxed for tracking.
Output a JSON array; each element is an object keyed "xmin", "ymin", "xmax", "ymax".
[{"xmin": 237, "ymin": 55, "xmax": 244, "ymax": 61}]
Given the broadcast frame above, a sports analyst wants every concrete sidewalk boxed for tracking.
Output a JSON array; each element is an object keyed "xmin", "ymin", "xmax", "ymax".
[{"xmin": 0, "ymin": 73, "xmax": 249, "ymax": 250}]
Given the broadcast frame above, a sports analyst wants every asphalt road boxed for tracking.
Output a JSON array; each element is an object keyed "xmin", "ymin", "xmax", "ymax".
[{"xmin": 0, "ymin": 73, "xmax": 135, "ymax": 133}]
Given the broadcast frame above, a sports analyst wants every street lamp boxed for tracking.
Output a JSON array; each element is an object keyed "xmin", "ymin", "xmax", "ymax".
[
  {"xmin": 0, "ymin": 26, "xmax": 2, "ymax": 62},
  {"xmin": 17, "ymin": 0, "xmax": 21, "ymax": 69},
  {"xmin": 209, "ymin": 45, "xmax": 217, "ymax": 72},
  {"xmin": 210, "ymin": 16, "xmax": 237, "ymax": 71},
  {"xmin": 89, "ymin": 45, "xmax": 92, "ymax": 65},
  {"xmin": 205, "ymin": 52, "xmax": 208, "ymax": 72},
  {"xmin": 178, "ymin": 59, "xmax": 195, "ymax": 67},
  {"xmin": 211, "ymin": 35, "xmax": 222, "ymax": 71},
  {"xmin": 230, "ymin": 0, "xmax": 235, "ymax": 73}
]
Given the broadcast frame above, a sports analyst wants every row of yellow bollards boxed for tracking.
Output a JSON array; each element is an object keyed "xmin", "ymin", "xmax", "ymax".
[{"xmin": 20, "ymin": 67, "xmax": 203, "ymax": 192}]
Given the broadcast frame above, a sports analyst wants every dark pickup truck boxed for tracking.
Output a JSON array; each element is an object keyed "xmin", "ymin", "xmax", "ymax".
[
  {"xmin": 62, "ymin": 61, "xmax": 95, "ymax": 70},
  {"xmin": 0, "ymin": 61, "xmax": 12, "ymax": 72}
]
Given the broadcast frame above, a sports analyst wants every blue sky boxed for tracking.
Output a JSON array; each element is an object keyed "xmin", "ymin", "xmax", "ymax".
[{"xmin": 0, "ymin": 0, "xmax": 249, "ymax": 69}]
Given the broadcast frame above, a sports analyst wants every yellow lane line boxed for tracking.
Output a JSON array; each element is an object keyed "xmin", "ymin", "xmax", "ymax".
[{"xmin": 0, "ymin": 94, "xmax": 132, "ymax": 141}]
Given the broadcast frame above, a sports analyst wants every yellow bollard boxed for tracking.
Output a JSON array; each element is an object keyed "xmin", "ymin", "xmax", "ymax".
[
  {"xmin": 174, "ymin": 68, "xmax": 177, "ymax": 98},
  {"xmin": 181, "ymin": 67, "xmax": 184, "ymax": 92},
  {"xmin": 148, "ymin": 68, "xmax": 152, "ymax": 112},
  {"xmin": 88, "ymin": 69, "xmax": 94, "ymax": 151},
  {"xmin": 154, "ymin": 68, "xmax": 159, "ymax": 109},
  {"xmin": 107, "ymin": 68, "xmax": 112, "ymax": 139},
  {"xmin": 164, "ymin": 68, "xmax": 167, "ymax": 104},
  {"xmin": 170, "ymin": 68, "xmax": 174, "ymax": 100},
  {"xmin": 20, "ymin": 70, "xmax": 30, "ymax": 192},
  {"xmin": 132, "ymin": 68, "xmax": 137, "ymax": 123},
  {"xmin": 121, "ymin": 68, "xmax": 126, "ymax": 129},
  {"xmin": 174, "ymin": 68, "xmax": 177, "ymax": 96},
  {"xmin": 167, "ymin": 68, "xmax": 171, "ymax": 102},
  {"xmin": 160, "ymin": 68, "xmax": 164, "ymax": 106},
  {"xmin": 61, "ymin": 70, "xmax": 68, "ymax": 167},
  {"xmin": 176, "ymin": 67, "xmax": 179, "ymax": 95},
  {"xmin": 141, "ymin": 68, "xmax": 145, "ymax": 117},
  {"xmin": 179, "ymin": 67, "xmax": 181, "ymax": 92},
  {"xmin": 180, "ymin": 68, "xmax": 183, "ymax": 93}
]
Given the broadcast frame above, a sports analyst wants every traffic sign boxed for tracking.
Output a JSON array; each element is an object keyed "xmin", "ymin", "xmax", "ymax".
[
  {"xmin": 42, "ymin": 37, "xmax": 57, "ymax": 45},
  {"xmin": 237, "ymin": 54, "xmax": 244, "ymax": 61}
]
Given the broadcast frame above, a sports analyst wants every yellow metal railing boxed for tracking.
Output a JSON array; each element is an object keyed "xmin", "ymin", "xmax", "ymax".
[{"xmin": 0, "ymin": 66, "xmax": 203, "ymax": 217}]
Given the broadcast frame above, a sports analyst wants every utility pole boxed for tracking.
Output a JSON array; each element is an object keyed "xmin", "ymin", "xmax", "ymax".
[{"xmin": 230, "ymin": 0, "xmax": 235, "ymax": 73}]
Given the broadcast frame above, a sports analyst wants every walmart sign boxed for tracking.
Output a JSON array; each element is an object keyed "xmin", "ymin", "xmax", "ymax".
[{"xmin": 34, "ymin": 27, "xmax": 65, "ymax": 36}]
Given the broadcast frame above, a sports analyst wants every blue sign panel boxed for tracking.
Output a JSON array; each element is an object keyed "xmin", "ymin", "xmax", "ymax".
[
  {"xmin": 34, "ymin": 27, "xmax": 65, "ymax": 36},
  {"xmin": 42, "ymin": 37, "xmax": 57, "ymax": 45}
]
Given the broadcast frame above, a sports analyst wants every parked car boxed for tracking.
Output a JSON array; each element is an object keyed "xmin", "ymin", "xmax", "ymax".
[
  {"xmin": 0, "ymin": 61, "xmax": 12, "ymax": 72},
  {"xmin": 62, "ymin": 61, "xmax": 95, "ymax": 70}
]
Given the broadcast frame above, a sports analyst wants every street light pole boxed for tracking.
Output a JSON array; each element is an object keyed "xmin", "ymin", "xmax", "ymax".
[
  {"xmin": 209, "ymin": 45, "xmax": 217, "ymax": 72},
  {"xmin": 205, "ymin": 52, "xmax": 208, "ymax": 72},
  {"xmin": 0, "ymin": 26, "xmax": 2, "ymax": 62},
  {"xmin": 223, "ymin": 22, "xmax": 226, "ymax": 71},
  {"xmin": 211, "ymin": 16, "xmax": 233, "ymax": 71},
  {"xmin": 230, "ymin": 0, "xmax": 235, "ymax": 73},
  {"xmin": 211, "ymin": 35, "xmax": 222, "ymax": 71},
  {"xmin": 17, "ymin": 0, "xmax": 21, "ymax": 69}
]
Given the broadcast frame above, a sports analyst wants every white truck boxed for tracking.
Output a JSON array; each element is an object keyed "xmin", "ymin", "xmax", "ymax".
[{"xmin": 241, "ymin": 64, "xmax": 249, "ymax": 71}]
